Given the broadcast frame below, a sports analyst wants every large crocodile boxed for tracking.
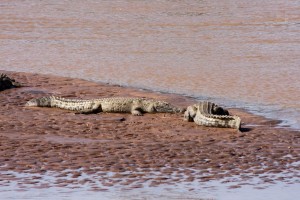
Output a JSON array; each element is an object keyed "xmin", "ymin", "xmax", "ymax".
[
  {"xmin": 0, "ymin": 73, "xmax": 21, "ymax": 91},
  {"xmin": 184, "ymin": 101, "xmax": 241, "ymax": 129},
  {"xmin": 25, "ymin": 96, "xmax": 185, "ymax": 115}
]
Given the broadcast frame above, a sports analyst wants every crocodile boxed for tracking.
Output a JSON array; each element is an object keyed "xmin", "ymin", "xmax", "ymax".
[
  {"xmin": 184, "ymin": 101, "xmax": 241, "ymax": 129},
  {"xmin": 0, "ymin": 73, "xmax": 21, "ymax": 91},
  {"xmin": 25, "ymin": 96, "xmax": 185, "ymax": 115}
]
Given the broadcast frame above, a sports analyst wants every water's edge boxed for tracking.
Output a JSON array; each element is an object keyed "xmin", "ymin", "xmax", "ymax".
[{"xmin": 5, "ymin": 69, "xmax": 299, "ymax": 131}]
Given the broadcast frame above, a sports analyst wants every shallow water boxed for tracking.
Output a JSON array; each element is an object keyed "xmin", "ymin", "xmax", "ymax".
[
  {"xmin": 1, "ymin": 167, "xmax": 299, "ymax": 200},
  {"xmin": 0, "ymin": 0, "xmax": 299, "ymax": 128}
]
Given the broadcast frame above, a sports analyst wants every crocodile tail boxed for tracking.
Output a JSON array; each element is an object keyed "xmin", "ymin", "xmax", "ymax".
[
  {"xmin": 196, "ymin": 102, "xmax": 241, "ymax": 129},
  {"xmin": 199, "ymin": 101, "xmax": 230, "ymax": 116},
  {"xmin": 199, "ymin": 101, "xmax": 215, "ymax": 115},
  {"xmin": 25, "ymin": 96, "xmax": 54, "ymax": 107}
]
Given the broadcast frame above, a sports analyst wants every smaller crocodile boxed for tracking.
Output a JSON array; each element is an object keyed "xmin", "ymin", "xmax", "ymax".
[
  {"xmin": 26, "ymin": 96, "xmax": 185, "ymax": 115},
  {"xmin": 184, "ymin": 101, "xmax": 241, "ymax": 129},
  {"xmin": 0, "ymin": 73, "xmax": 21, "ymax": 91}
]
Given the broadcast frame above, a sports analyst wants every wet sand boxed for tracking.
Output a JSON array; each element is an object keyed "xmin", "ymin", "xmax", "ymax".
[{"xmin": 0, "ymin": 70, "xmax": 299, "ymax": 198}]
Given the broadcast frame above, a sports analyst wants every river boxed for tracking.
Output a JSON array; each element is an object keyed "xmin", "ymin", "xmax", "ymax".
[{"xmin": 0, "ymin": 0, "xmax": 299, "ymax": 128}]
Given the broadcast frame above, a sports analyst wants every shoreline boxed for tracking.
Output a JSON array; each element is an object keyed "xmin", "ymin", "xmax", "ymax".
[
  {"xmin": 3, "ymin": 68, "xmax": 299, "ymax": 131},
  {"xmin": 1, "ymin": 69, "xmax": 291, "ymax": 130},
  {"xmin": 0, "ymin": 70, "xmax": 299, "ymax": 199}
]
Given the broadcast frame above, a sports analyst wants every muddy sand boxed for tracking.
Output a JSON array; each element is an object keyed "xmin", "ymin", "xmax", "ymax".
[{"xmin": 0, "ymin": 70, "xmax": 299, "ymax": 197}]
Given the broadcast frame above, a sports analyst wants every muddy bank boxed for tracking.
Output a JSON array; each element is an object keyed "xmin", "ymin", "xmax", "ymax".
[{"xmin": 0, "ymin": 70, "xmax": 299, "ymax": 194}]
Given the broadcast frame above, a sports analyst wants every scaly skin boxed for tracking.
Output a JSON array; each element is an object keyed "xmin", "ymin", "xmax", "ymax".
[
  {"xmin": 25, "ymin": 96, "xmax": 185, "ymax": 115},
  {"xmin": 0, "ymin": 73, "xmax": 21, "ymax": 91},
  {"xmin": 184, "ymin": 101, "xmax": 241, "ymax": 129}
]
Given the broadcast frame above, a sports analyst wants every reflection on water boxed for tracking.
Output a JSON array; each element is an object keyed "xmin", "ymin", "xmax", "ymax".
[
  {"xmin": 0, "ymin": 0, "xmax": 299, "ymax": 128},
  {"xmin": 1, "ymin": 167, "xmax": 299, "ymax": 200}
]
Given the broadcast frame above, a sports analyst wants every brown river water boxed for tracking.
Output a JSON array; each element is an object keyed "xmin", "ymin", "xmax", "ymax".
[{"xmin": 0, "ymin": 0, "xmax": 299, "ymax": 129}]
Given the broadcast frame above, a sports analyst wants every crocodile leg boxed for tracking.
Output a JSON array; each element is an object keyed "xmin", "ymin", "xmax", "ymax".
[
  {"xmin": 184, "ymin": 105, "xmax": 197, "ymax": 122},
  {"xmin": 131, "ymin": 106, "xmax": 143, "ymax": 116},
  {"xmin": 144, "ymin": 103, "xmax": 156, "ymax": 113},
  {"xmin": 130, "ymin": 101, "xmax": 145, "ymax": 116},
  {"xmin": 76, "ymin": 102, "xmax": 102, "ymax": 114}
]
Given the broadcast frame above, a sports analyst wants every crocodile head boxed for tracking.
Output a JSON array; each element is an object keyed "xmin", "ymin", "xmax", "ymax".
[{"xmin": 153, "ymin": 101, "xmax": 185, "ymax": 113}]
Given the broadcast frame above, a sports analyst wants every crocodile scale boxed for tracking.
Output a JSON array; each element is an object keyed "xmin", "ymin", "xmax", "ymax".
[
  {"xmin": 26, "ymin": 96, "xmax": 184, "ymax": 115},
  {"xmin": 184, "ymin": 101, "xmax": 241, "ymax": 129}
]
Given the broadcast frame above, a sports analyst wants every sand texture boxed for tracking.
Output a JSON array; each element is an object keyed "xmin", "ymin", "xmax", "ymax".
[{"xmin": 0, "ymin": 70, "xmax": 299, "ymax": 191}]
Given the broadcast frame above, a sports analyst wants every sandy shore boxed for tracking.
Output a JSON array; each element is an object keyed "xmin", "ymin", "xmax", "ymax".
[{"xmin": 0, "ymin": 70, "xmax": 299, "ymax": 198}]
